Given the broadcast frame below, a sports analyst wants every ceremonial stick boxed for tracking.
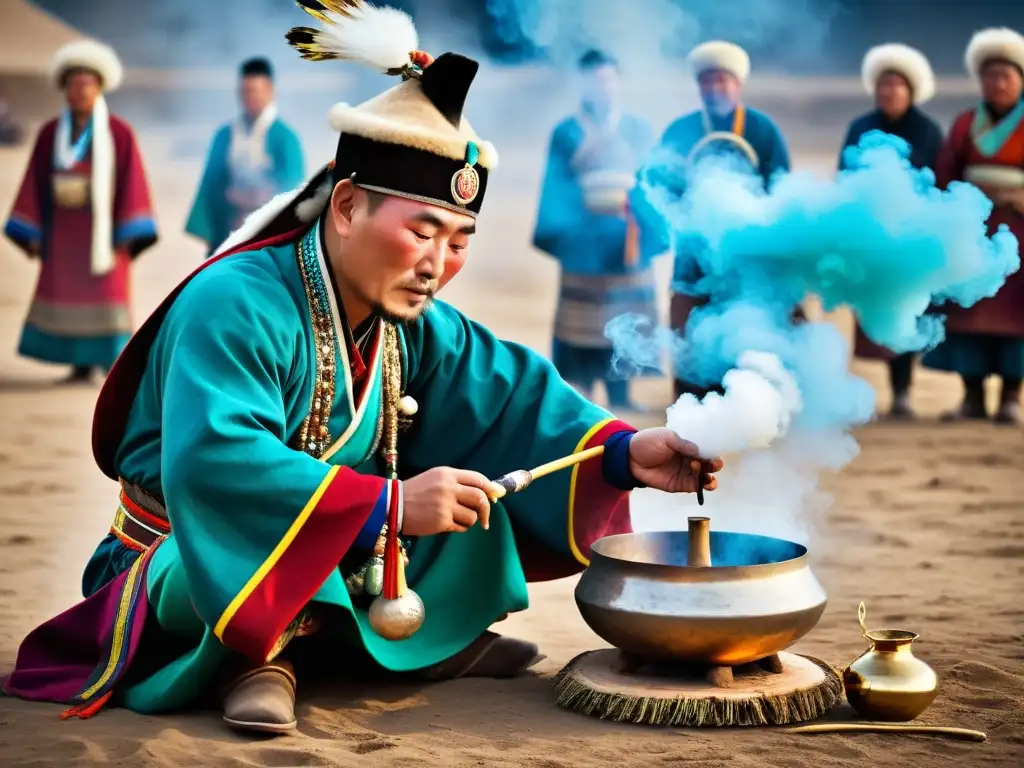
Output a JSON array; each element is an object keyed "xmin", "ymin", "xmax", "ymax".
[
  {"xmin": 786, "ymin": 724, "xmax": 987, "ymax": 742},
  {"xmin": 488, "ymin": 445, "xmax": 606, "ymax": 501},
  {"xmin": 488, "ymin": 446, "xmax": 713, "ymax": 504}
]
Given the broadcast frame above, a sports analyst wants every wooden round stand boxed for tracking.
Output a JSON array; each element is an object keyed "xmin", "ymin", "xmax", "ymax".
[{"xmin": 554, "ymin": 649, "xmax": 842, "ymax": 727}]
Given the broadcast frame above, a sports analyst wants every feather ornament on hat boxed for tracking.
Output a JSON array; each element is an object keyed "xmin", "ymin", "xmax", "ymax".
[
  {"xmin": 285, "ymin": 0, "xmax": 498, "ymax": 215},
  {"xmin": 289, "ymin": 1, "xmax": 425, "ymax": 75}
]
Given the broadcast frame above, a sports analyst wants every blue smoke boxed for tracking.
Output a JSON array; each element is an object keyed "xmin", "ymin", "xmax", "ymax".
[
  {"xmin": 611, "ymin": 130, "xmax": 1020, "ymax": 430},
  {"xmin": 481, "ymin": 0, "xmax": 841, "ymax": 69},
  {"xmin": 616, "ymin": 131, "xmax": 1018, "ymax": 541}
]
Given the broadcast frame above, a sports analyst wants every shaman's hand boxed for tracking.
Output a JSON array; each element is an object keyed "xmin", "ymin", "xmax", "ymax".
[
  {"xmin": 627, "ymin": 427, "xmax": 723, "ymax": 494},
  {"xmin": 401, "ymin": 467, "xmax": 504, "ymax": 536}
]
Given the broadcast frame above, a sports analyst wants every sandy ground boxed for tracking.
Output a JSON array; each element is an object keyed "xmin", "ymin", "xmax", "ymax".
[{"xmin": 0, "ymin": 91, "xmax": 1022, "ymax": 767}]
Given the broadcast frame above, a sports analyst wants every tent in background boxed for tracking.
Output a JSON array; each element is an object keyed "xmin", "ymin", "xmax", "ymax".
[
  {"xmin": 0, "ymin": 0, "xmax": 83, "ymax": 76},
  {"xmin": 0, "ymin": 1, "xmax": 87, "ymax": 126}
]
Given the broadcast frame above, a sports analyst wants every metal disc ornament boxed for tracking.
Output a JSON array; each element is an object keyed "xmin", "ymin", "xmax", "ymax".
[{"xmin": 451, "ymin": 164, "xmax": 480, "ymax": 206}]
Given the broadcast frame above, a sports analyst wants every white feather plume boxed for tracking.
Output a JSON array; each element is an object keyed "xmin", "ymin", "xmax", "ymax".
[{"xmin": 316, "ymin": 5, "xmax": 419, "ymax": 73}]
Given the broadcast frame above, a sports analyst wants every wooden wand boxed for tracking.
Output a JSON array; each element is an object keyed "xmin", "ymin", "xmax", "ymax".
[
  {"xmin": 488, "ymin": 445, "xmax": 710, "ymax": 506},
  {"xmin": 488, "ymin": 445, "xmax": 606, "ymax": 501},
  {"xmin": 786, "ymin": 723, "xmax": 987, "ymax": 742}
]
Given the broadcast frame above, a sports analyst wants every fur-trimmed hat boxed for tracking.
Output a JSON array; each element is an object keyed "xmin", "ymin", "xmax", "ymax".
[
  {"xmin": 287, "ymin": 1, "xmax": 497, "ymax": 216},
  {"xmin": 51, "ymin": 40, "xmax": 124, "ymax": 92},
  {"xmin": 687, "ymin": 41, "xmax": 750, "ymax": 84},
  {"xmin": 965, "ymin": 27, "xmax": 1024, "ymax": 80},
  {"xmin": 861, "ymin": 44, "xmax": 935, "ymax": 105}
]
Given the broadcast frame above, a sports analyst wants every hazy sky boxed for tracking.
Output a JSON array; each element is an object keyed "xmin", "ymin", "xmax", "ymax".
[{"xmin": 33, "ymin": 0, "xmax": 1024, "ymax": 74}]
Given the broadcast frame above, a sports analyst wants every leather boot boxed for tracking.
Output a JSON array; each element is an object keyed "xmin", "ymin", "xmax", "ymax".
[
  {"xmin": 222, "ymin": 660, "xmax": 298, "ymax": 734},
  {"xmin": 994, "ymin": 400, "xmax": 1022, "ymax": 426},
  {"xmin": 886, "ymin": 392, "xmax": 916, "ymax": 420},
  {"xmin": 994, "ymin": 379, "xmax": 1022, "ymax": 426},
  {"xmin": 62, "ymin": 366, "xmax": 94, "ymax": 385},
  {"xmin": 940, "ymin": 378, "xmax": 987, "ymax": 422},
  {"xmin": 419, "ymin": 631, "xmax": 544, "ymax": 681}
]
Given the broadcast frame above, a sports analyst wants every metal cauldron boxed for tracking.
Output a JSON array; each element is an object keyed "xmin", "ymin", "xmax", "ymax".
[{"xmin": 575, "ymin": 517, "xmax": 827, "ymax": 666}]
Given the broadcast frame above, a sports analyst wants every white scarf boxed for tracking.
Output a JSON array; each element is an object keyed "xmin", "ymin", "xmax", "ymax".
[
  {"xmin": 54, "ymin": 95, "xmax": 115, "ymax": 276},
  {"xmin": 229, "ymin": 103, "xmax": 278, "ymax": 171},
  {"xmin": 571, "ymin": 102, "xmax": 623, "ymax": 171}
]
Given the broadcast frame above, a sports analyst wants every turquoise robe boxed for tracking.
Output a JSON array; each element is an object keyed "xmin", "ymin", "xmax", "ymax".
[
  {"xmin": 185, "ymin": 119, "xmax": 305, "ymax": 256},
  {"xmin": 532, "ymin": 111, "xmax": 660, "ymax": 395},
  {"xmin": 70, "ymin": 222, "xmax": 633, "ymax": 714},
  {"xmin": 533, "ymin": 113, "xmax": 655, "ymax": 275}
]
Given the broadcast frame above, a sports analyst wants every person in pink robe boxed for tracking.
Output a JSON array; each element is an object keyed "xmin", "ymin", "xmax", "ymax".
[
  {"xmin": 922, "ymin": 28, "xmax": 1024, "ymax": 426},
  {"xmin": 3, "ymin": 40, "xmax": 157, "ymax": 385}
]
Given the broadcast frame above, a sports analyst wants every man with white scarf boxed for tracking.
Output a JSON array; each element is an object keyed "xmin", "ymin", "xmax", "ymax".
[
  {"xmin": 186, "ymin": 58, "xmax": 305, "ymax": 257},
  {"xmin": 4, "ymin": 39, "xmax": 158, "ymax": 384}
]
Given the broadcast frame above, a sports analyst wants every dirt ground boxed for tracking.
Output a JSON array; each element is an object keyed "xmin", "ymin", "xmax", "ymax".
[{"xmin": 0, "ymin": 82, "xmax": 1021, "ymax": 767}]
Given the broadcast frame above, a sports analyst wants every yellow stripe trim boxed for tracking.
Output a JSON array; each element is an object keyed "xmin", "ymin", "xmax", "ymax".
[
  {"xmin": 77, "ymin": 541, "xmax": 152, "ymax": 700},
  {"xmin": 213, "ymin": 465, "xmax": 342, "ymax": 641},
  {"xmin": 567, "ymin": 418, "xmax": 615, "ymax": 567}
]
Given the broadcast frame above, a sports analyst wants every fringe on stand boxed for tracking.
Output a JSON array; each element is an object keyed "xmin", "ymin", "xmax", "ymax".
[{"xmin": 553, "ymin": 654, "xmax": 843, "ymax": 728}]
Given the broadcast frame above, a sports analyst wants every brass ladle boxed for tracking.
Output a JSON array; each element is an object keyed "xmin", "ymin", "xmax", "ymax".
[{"xmin": 787, "ymin": 724, "xmax": 987, "ymax": 742}]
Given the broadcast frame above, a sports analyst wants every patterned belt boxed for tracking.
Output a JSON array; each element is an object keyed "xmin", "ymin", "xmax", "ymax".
[{"xmin": 111, "ymin": 480, "xmax": 171, "ymax": 552}]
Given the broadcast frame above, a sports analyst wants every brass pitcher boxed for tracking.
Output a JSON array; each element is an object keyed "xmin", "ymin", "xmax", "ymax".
[{"xmin": 843, "ymin": 602, "xmax": 939, "ymax": 721}]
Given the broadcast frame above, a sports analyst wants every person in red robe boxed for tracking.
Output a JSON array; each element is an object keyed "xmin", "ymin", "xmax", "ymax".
[
  {"xmin": 923, "ymin": 28, "xmax": 1024, "ymax": 426},
  {"xmin": 3, "ymin": 40, "xmax": 158, "ymax": 385}
]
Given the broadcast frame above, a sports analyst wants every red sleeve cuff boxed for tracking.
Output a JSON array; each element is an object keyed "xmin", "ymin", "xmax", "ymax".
[
  {"xmin": 569, "ymin": 419, "xmax": 635, "ymax": 566},
  {"xmin": 218, "ymin": 466, "xmax": 385, "ymax": 662}
]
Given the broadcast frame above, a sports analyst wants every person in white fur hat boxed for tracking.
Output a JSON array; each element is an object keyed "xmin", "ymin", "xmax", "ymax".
[
  {"xmin": 634, "ymin": 40, "xmax": 792, "ymax": 401},
  {"xmin": 3, "ymin": 39, "xmax": 157, "ymax": 385},
  {"xmin": 840, "ymin": 43, "xmax": 944, "ymax": 421},
  {"xmin": 923, "ymin": 27, "xmax": 1024, "ymax": 426}
]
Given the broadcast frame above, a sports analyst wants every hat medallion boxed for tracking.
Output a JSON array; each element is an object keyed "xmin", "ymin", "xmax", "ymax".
[{"xmin": 451, "ymin": 164, "xmax": 480, "ymax": 206}]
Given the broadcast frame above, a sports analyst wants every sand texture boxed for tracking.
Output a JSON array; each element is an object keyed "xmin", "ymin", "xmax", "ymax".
[{"xmin": 0, "ymin": 84, "xmax": 1022, "ymax": 767}]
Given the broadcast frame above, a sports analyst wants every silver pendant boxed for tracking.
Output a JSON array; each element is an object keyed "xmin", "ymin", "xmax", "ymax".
[{"xmin": 365, "ymin": 557, "xmax": 384, "ymax": 596}]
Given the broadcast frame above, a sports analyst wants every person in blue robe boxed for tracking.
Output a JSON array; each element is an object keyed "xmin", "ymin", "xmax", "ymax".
[
  {"xmin": 185, "ymin": 57, "xmax": 305, "ymax": 257},
  {"xmin": 533, "ymin": 49, "xmax": 658, "ymax": 411},
  {"xmin": 632, "ymin": 41, "xmax": 792, "ymax": 400},
  {"xmin": 839, "ymin": 44, "xmax": 944, "ymax": 420}
]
